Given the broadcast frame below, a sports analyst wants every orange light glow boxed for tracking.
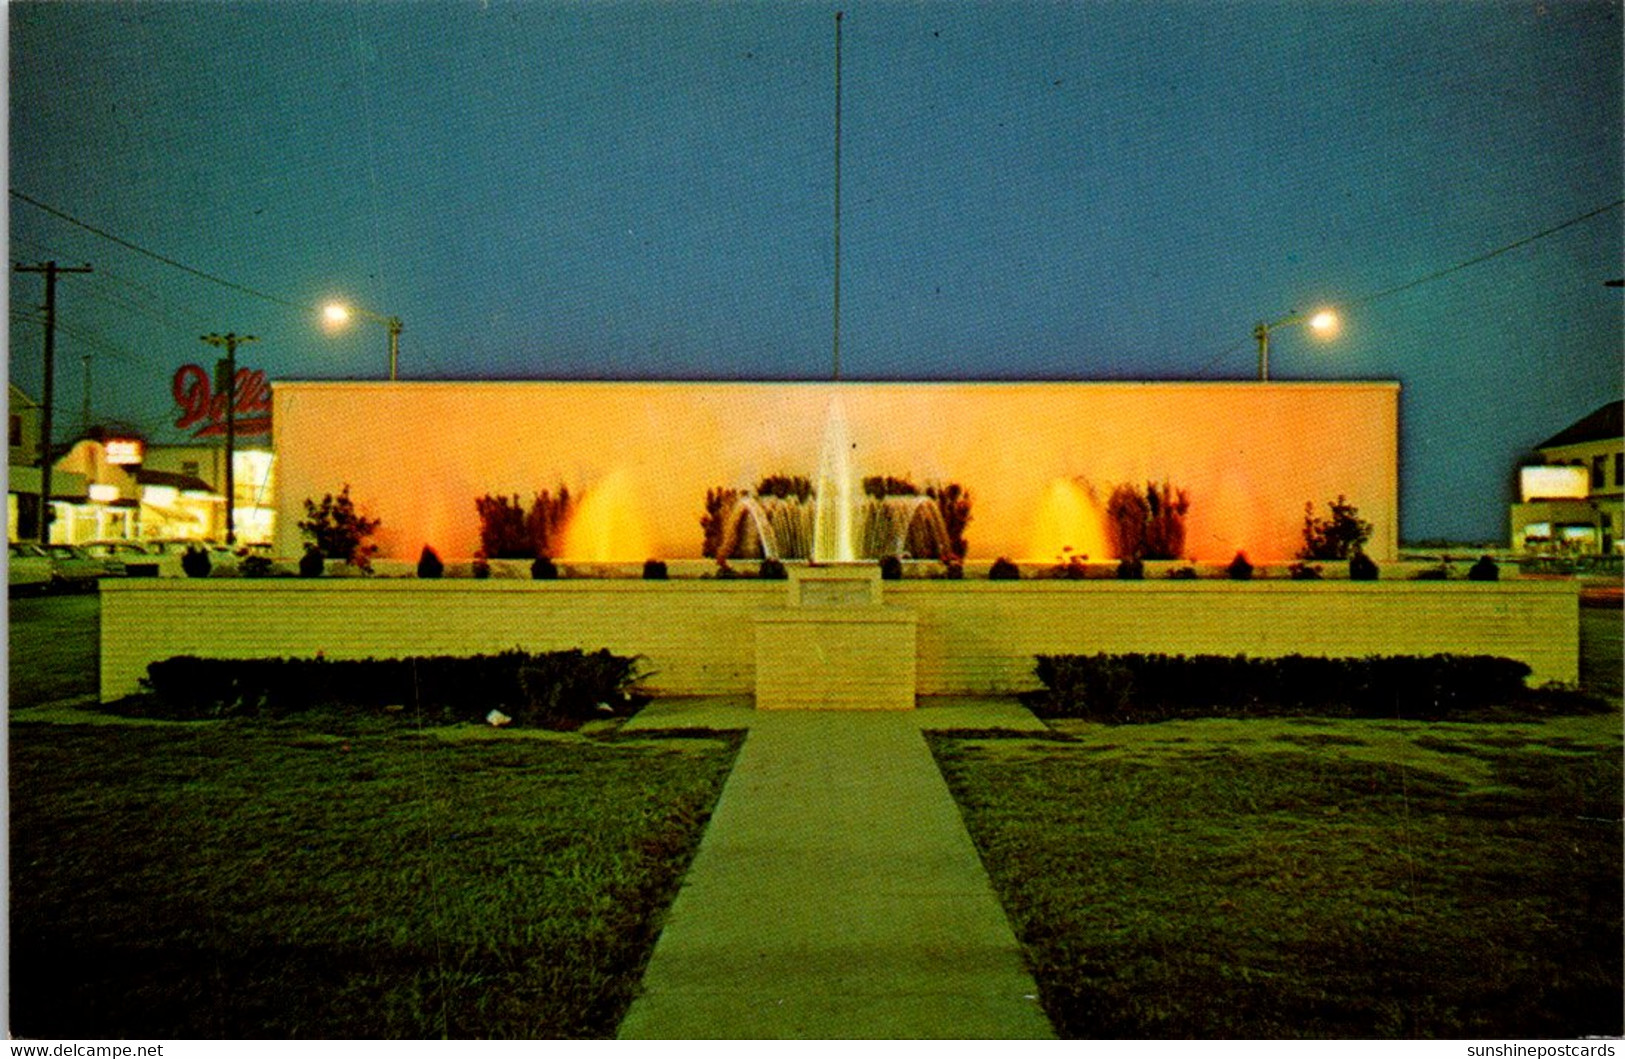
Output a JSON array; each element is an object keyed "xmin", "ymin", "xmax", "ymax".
[
  {"xmin": 558, "ymin": 469, "xmax": 653, "ymax": 561},
  {"xmin": 322, "ymin": 304, "xmax": 351, "ymax": 327},
  {"xmin": 1027, "ymin": 479, "xmax": 1110, "ymax": 562}
]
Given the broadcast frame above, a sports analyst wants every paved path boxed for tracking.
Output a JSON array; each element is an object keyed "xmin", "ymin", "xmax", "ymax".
[{"xmin": 618, "ymin": 698, "xmax": 1055, "ymax": 1039}]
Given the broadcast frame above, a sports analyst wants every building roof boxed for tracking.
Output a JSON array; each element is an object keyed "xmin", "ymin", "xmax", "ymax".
[
  {"xmin": 1537, "ymin": 401, "xmax": 1623, "ymax": 450},
  {"xmin": 136, "ymin": 468, "xmax": 217, "ymax": 494}
]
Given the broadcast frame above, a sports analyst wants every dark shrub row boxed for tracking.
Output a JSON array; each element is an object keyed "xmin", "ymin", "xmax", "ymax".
[
  {"xmin": 1030, "ymin": 652, "xmax": 1602, "ymax": 723},
  {"xmin": 122, "ymin": 649, "xmax": 643, "ymax": 729}
]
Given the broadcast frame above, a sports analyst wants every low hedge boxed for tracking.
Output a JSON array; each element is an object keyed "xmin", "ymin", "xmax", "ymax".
[
  {"xmin": 119, "ymin": 649, "xmax": 644, "ymax": 729},
  {"xmin": 1030, "ymin": 652, "xmax": 1603, "ymax": 723}
]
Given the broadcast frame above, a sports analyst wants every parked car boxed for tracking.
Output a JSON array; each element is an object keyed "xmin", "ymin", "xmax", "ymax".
[
  {"xmin": 84, "ymin": 540, "xmax": 162, "ymax": 577},
  {"xmin": 41, "ymin": 543, "xmax": 120, "ymax": 587},
  {"xmin": 9, "ymin": 542, "xmax": 55, "ymax": 594}
]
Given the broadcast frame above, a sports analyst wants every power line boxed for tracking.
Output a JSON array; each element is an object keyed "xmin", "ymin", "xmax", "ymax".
[
  {"xmin": 10, "ymin": 189, "xmax": 312, "ymax": 314},
  {"xmin": 1195, "ymin": 197, "xmax": 1625, "ymax": 377}
]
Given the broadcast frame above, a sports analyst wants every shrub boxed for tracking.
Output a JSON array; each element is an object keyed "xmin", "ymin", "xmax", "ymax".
[
  {"xmin": 925, "ymin": 481, "xmax": 972, "ymax": 561},
  {"xmin": 298, "ymin": 484, "xmax": 381, "ymax": 570},
  {"xmin": 474, "ymin": 494, "xmax": 532, "ymax": 559},
  {"xmin": 989, "ymin": 557, "xmax": 1021, "ymax": 581},
  {"xmin": 1166, "ymin": 566, "xmax": 1198, "ymax": 580},
  {"xmin": 758, "ymin": 558, "xmax": 788, "ymax": 580},
  {"xmin": 1226, "ymin": 552, "xmax": 1253, "ymax": 580},
  {"xmin": 642, "ymin": 559, "xmax": 669, "ymax": 580},
  {"xmin": 1349, "ymin": 551, "xmax": 1380, "ymax": 581},
  {"xmin": 862, "ymin": 475, "xmax": 920, "ymax": 499},
  {"xmin": 942, "ymin": 560, "xmax": 965, "ymax": 580},
  {"xmin": 1411, "ymin": 564, "xmax": 1449, "ymax": 581},
  {"xmin": 1288, "ymin": 562, "xmax": 1323, "ymax": 581},
  {"xmin": 1469, "ymin": 555, "xmax": 1500, "ymax": 581},
  {"xmin": 531, "ymin": 556, "xmax": 558, "ymax": 580},
  {"xmin": 524, "ymin": 487, "xmax": 573, "ymax": 560},
  {"xmin": 181, "ymin": 546, "xmax": 211, "ymax": 579},
  {"xmin": 417, "ymin": 545, "xmax": 444, "ymax": 579},
  {"xmin": 1107, "ymin": 480, "xmax": 1190, "ymax": 561},
  {"xmin": 240, "ymin": 554, "xmax": 274, "ymax": 579},
  {"xmin": 879, "ymin": 555, "xmax": 903, "ymax": 581},
  {"xmin": 1029, "ymin": 652, "xmax": 1600, "ymax": 724},
  {"xmin": 472, "ymin": 558, "xmax": 491, "ymax": 580},
  {"xmin": 132, "ymin": 649, "xmax": 644, "ymax": 729},
  {"xmin": 1299, "ymin": 495, "xmax": 1372, "ymax": 561},
  {"xmin": 298, "ymin": 545, "xmax": 324, "ymax": 578},
  {"xmin": 1115, "ymin": 558, "xmax": 1144, "ymax": 580}
]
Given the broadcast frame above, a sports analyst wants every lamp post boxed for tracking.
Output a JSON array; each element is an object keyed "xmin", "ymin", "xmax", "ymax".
[
  {"xmin": 201, "ymin": 332, "xmax": 257, "ymax": 545},
  {"xmin": 1253, "ymin": 309, "xmax": 1338, "ymax": 381},
  {"xmin": 323, "ymin": 303, "xmax": 402, "ymax": 380}
]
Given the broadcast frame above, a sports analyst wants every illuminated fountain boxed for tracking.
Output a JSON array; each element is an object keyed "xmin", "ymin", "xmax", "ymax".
[
  {"xmin": 813, "ymin": 396, "xmax": 857, "ymax": 562},
  {"xmin": 712, "ymin": 396, "xmax": 954, "ymax": 563}
]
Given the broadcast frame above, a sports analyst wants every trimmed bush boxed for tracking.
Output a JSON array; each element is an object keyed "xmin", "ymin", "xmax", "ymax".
[
  {"xmin": 472, "ymin": 558, "xmax": 491, "ymax": 580},
  {"xmin": 298, "ymin": 546, "xmax": 324, "ymax": 578},
  {"xmin": 1030, "ymin": 652, "xmax": 1602, "ymax": 724},
  {"xmin": 758, "ymin": 558, "xmax": 788, "ymax": 580},
  {"xmin": 1288, "ymin": 562, "xmax": 1323, "ymax": 581},
  {"xmin": 530, "ymin": 556, "xmax": 558, "ymax": 580},
  {"xmin": 240, "ymin": 555, "xmax": 274, "ymax": 579},
  {"xmin": 878, "ymin": 555, "xmax": 903, "ymax": 581},
  {"xmin": 642, "ymin": 559, "xmax": 668, "ymax": 580},
  {"xmin": 417, "ymin": 546, "xmax": 444, "ymax": 579},
  {"xmin": 1469, "ymin": 555, "xmax": 1500, "ymax": 581},
  {"xmin": 181, "ymin": 546, "xmax": 211, "ymax": 579},
  {"xmin": 1166, "ymin": 566, "xmax": 1198, "ymax": 580},
  {"xmin": 989, "ymin": 557, "xmax": 1021, "ymax": 581},
  {"xmin": 1115, "ymin": 558, "xmax": 1144, "ymax": 580},
  {"xmin": 1349, "ymin": 551, "xmax": 1380, "ymax": 581},
  {"xmin": 128, "ymin": 649, "xmax": 644, "ymax": 729},
  {"xmin": 1226, "ymin": 552, "xmax": 1253, "ymax": 580},
  {"xmin": 942, "ymin": 560, "xmax": 965, "ymax": 580}
]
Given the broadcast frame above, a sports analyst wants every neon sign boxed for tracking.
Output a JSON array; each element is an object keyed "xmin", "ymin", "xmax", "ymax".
[
  {"xmin": 105, "ymin": 439, "xmax": 144, "ymax": 465},
  {"xmin": 172, "ymin": 364, "xmax": 272, "ymax": 439}
]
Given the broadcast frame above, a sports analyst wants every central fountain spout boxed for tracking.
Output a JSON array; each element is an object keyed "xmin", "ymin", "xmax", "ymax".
[{"xmin": 812, "ymin": 395, "xmax": 856, "ymax": 562}]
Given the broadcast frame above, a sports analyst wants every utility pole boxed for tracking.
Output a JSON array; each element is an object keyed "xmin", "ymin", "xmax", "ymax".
[
  {"xmin": 831, "ymin": 10, "xmax": 843, "ymax": 383},
  {"xmin": 201, "ymin": 332, "xmax": 257, "ymax": 546},
  {"xmin": 14, "ymin": 261, "xmax": 92, "ymax": 543}
]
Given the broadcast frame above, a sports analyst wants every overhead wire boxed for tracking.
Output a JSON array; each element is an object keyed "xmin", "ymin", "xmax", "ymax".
[{"xmin": 1192, "ymin": 197, "xmax": 1624, "ymax": 377}]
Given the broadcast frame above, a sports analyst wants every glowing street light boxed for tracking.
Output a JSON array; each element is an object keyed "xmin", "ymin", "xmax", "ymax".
[
  {"xmin": 1253, "ymin": 308, "xmax": 1339, "ymax": 381},
  {"xmin": 323, "ymin": 301, "xmax": 403, "ymax": 380}
]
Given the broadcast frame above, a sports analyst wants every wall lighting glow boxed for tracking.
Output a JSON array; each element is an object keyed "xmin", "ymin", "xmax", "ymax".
[
  {"xmin": 143, "ymin": 485, "xmax": 179, "ymax": 507},
  {"xmin": 88, "ymin": 484, "xmax": 120, "ymax": 503}
]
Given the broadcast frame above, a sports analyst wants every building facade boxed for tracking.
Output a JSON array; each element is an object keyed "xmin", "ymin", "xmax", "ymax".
[{"xmin": 1510, "ymin": 401, "xmax": 1624, "ymax": 555}]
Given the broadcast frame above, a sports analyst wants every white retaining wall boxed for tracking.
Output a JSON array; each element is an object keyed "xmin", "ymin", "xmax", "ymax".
[{"xmin": 100, "ymin": 578, "xmax": 1580, "ymax": 702}]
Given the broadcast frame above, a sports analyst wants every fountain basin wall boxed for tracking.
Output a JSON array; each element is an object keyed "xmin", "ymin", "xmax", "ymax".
[
  {"xmin": 100, "ymin": 578, "xmax": 1578, "ymax": 703},
  {"xmin": 270, "ymin": 380, "xmax": 1401, "ymax": 563}
]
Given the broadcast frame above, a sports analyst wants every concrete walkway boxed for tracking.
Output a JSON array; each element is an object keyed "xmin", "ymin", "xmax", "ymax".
[{"xmin": 617, "ymin": 698, "xmax": 1055, "ymax": 1039}]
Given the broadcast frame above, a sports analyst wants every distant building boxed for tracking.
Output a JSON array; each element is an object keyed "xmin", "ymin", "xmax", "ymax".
[
  {"xmin": 7, "ymin": 383, "xmax": 88, "ymax": 542},
  {"xmin": 1510, "ymin": 401, "xmax": 1624, "ymax": 555}
]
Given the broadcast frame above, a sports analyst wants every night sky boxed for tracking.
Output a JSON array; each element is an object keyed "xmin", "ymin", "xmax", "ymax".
[{"xmin": 9, "ymin": 1, "xmax": 1622, "ymax": 543}]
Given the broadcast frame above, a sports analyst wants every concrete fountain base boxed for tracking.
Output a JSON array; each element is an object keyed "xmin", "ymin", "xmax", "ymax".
[{"xmin": 754, "ymin": 566, "xmax": 917, "ymax": 710}]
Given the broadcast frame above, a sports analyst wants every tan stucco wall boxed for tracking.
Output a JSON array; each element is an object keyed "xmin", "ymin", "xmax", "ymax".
[
  {"xmin": 271, "ymin": 380, "xmax": 1400, "ymax": 562},
  {"xmin": 101, "ymin": 576, "xmax": 1577, "ymax": 702}
]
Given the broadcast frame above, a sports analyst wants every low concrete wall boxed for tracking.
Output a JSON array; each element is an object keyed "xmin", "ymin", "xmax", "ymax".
[{"xmin": 100, "ymin": 578, "xmax": 1580, "ymax": 702}]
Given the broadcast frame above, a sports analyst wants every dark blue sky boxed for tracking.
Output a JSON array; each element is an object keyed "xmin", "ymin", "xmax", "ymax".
[{"xmin": 10, "ymin": 0, "xmax": 1622, "ymax": 542}]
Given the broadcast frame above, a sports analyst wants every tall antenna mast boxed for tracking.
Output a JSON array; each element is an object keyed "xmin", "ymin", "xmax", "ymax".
[{"xmin": 831, "ymin": 10, "xmax": 843, "ymax": 382}]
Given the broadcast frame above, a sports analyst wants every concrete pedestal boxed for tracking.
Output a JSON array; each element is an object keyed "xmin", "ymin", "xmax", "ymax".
[{"xmin": 754, "ymin": 565, "xmax": 917, "ymax": 710}]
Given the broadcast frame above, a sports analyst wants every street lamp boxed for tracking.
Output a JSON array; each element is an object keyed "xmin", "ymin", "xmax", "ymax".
[
  {"xmin": 1252, "ymin": 309, "xmax": 1338, "ymax": 381},
  {"xmin": 323, "ymin": 302, "xmax": 403, "ymax": 381}
]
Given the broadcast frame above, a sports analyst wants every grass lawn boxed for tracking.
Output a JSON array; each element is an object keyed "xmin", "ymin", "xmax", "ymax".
[
  {"xmin": 932, "ymin": 704, "xmax": 1622, "ymax": 1038},
  {"xmin": 9, "ymin": 717, "xmax": 740, "ymax": 1038}
]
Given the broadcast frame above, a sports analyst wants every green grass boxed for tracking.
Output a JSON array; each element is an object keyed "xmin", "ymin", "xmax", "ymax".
[
  {"xmin": 9, "ymin": 717, "xmax": 740, "ymax": 1038},
  {"xmin": 931, "ymin": 710, "xmax": 1623, "ymax": 1038}
]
